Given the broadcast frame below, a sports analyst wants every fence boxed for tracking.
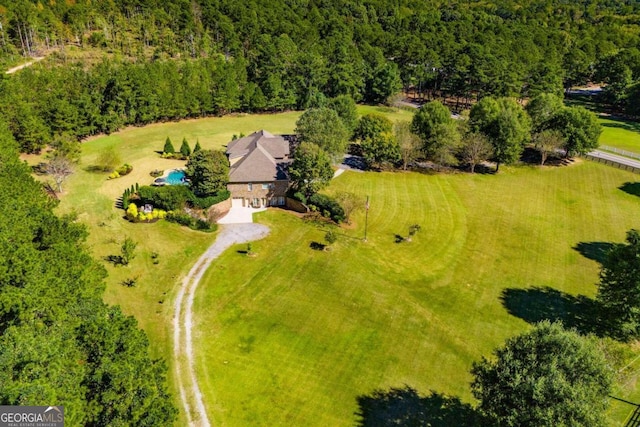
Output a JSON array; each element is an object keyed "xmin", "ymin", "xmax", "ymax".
[
  {"xmin": 599, "ymin": 145, "xmax": 640, "ymax": 160},
  {"xmin": 584, "ymin": 153, "xmax": 640, "ymax": 174}
]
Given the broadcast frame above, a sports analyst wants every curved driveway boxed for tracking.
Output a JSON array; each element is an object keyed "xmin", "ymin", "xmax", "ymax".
[{"xmin": 173, "ymin": 223, "xmax": 270, "ymax": 426}]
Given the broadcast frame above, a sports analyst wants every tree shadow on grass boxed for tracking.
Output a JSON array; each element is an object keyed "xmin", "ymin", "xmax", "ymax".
[
  {"xmin": 310, "ymin": 241, "xmax": 326, "ymax": 251},
  {"xmin": 573, "ymin": 241, "xmax": 615, "ymax": 265},
  {"xmin": 619, "ymin": 182, "xmax": 640, "ymax": 198},
  {"xmin": 355, "ymin": 386, "xmax": 484, "ymax": 427},
  {"xmin": 500, "ymin": 287, "xmax": 607, "ymax": 337}
]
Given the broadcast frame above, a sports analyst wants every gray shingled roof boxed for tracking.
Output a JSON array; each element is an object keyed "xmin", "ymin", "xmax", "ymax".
[{"xmin": 227, "ymin": 130, "xmax": 290, "ymax": 183}]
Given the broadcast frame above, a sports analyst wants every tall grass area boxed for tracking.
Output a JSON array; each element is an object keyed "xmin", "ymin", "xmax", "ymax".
[{"xmin": 193, "ymin": 161, "xmax": 640, "ymax": 426}]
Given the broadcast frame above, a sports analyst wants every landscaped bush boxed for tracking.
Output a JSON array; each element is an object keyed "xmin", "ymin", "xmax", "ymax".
[
  {"xmin": 166, "ymin": 211, "xmax": 217, "ymax": 232},
  {"xmin": 137, "ymin": 185, "xmax": 229, "ymax": 211},
  {"xmin": 125, "ymin": 203, "xmax": 166, "ymax": 222},
  {"xmin": 108, "ymin": 163, "xmax": 133, "ymax": 179},
  {"xmin": 150, "ymin": 169, "xmax": 164, "ymax": 177},
  {"xmin": 308, "ymin": 194, "xmax": 345, "ymax": 223},
  {"xmin": 137, "ymin": 185, "xmax": 192, "ymax": 211},
  {"xmin": 189, "ymin": 190, "xmax": 230, "ymax": 209},
  {"xmin": 117, "ymin": 163, "xmax": 133, "ymax": 175}
]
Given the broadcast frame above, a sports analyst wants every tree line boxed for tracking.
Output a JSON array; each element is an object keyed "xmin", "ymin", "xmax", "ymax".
[
  {"xmin": 0, "ymin": 126, "xmax": 176, "ymax": 424},
  {"xmin": 2, "ymin": 0, "xmax": 640, "ymax": 152}
]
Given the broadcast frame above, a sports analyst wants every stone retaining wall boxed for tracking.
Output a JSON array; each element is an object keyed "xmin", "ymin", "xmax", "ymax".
[
  {"xmin": 286, "ymin": 197, "xmax": 309, "ymax": 213},
  {"xmin": 207, "ymin": 197, "xmax": 232, "ymax": 222}
]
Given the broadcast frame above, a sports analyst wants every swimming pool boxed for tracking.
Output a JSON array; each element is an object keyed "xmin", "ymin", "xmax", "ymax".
[
  {"xmin": 166, "ymin": 170, "xmax": 187, "ymax": 185},
  {"xmin": 153, "ymin": 169, "xmax": 187, "ymax": 186}
]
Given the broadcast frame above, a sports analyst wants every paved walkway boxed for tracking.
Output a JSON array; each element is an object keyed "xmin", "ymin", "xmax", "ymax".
[{"xmin": 173, "ymin": 223, "xmax": 270, "ymax": 426}]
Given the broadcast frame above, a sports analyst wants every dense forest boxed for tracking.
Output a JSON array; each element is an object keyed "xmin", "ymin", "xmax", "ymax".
[
  {"xmin": 0, "ymin": 125, "xmax": 177, "ymax": 424},
  {"xmin": 1, "ymin": 0, "xmax": 640, "ymax": 152}
]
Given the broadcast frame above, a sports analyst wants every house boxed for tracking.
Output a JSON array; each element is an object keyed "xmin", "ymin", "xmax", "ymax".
[{"xmin": 225, "ymin": 130, "xmax": 291, "ymax": 208}]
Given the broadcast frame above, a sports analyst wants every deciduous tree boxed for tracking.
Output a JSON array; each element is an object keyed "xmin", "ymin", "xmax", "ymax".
[
  {"xmin": 295, "ymin": 108, "xmax": 349, "ymax": 161},
  {"xmin": 394, "ymin": 120, "xmax": 421, "ymax": 171},
  {"xmin": 597, "ymin": 229, "xmax": 640, "ymax": 340},
  {"xmin": 553, "ymin": 106, "xmax": 601, "ymax": 157},
  {"xmin": 45, "ymin": 155, "xmax": 74, "ymax": 193},
  {"xmin": 471, "ymin": 321, "xmax": 613, "ymax": 427},
  {"xmin": 360, "ymin": 132, "xmax": 400, "ymax": 169},
  {"xmin": 460, "ymin": 132, "xmax": 493, "ymax": 173},
  {"xmin": 289, "ymin": 142, "xmax": 333, "ymax": 198},
  {"xmin": 355, "ymin": 113, "xmax": 394, "ymax": 142},
  {"xmin": 412, "ymin": 101, "xmax": 461, "ymax": 167},
  {"xmin": 470, "ymin": 97, "xmax": 531, "ymax": 172},
  {"xmin": 533, "ymin": 130, "xmax": 564, "ymax": 165}
]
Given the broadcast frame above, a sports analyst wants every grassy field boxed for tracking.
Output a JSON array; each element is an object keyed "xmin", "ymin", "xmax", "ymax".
[
  {"xmin": 46, "ymin": 106, "xmax": 412, "ymax": 425},
  {"xmin": 599, "ymin": 116, "xmax": 640, "ymax": 153},
  {"xmin": 192, "ymin": 161, "xmax": 640, "ymax": 426}
]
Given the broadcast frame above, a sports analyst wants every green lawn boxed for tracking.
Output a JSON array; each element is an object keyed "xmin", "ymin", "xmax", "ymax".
[
  {"xmin": 50, "ymin": 106, "xmax": 412, "ymax": 426},
  {"xmin": 193, "ymin": 161, "xmax": 640, "ymax": 426},
  {"xmin": 599, "ymin": 116, "xmax": 640, "ymax": 153}
]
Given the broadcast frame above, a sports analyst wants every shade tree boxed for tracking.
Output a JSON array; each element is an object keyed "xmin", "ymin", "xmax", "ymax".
[
  {"xmin": 354, "ymin": 113, "xmax": 393, "ymax": 142},
  {"xmin": 394, "ymin": 121, "xmax": 421, "ymax": 171},
  {"xmin": 470, "ymin": 97, "xmax": 531, "ymax": 172},
  {"xmin": 288, "ymin": 142, "xmax": 334, "ymax": 199},
  {"xmin": 471, "ymin": 321, "xmax": 613, "ymax": 427},
  {"xmin": 597, "ymin": 229, "xmax": 640, "ymax": 340},
  {"xmin": 459, "ymin": 132, "xmax": 493, "ymax": 173},
  {"xmin": 412, "ymin": 101, "xmax": 461, "ymax": 167},
  {"xmin": 295, "ymin": 108, "xmax": 350, "ymax": 161},
  {"xmin": 553, "ymin": 106, "xmax": 601, "ymax": 157}
]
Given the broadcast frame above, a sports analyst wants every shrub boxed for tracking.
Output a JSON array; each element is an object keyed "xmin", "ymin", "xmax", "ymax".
[
  {"xmin": 150, "ymin": 169, "xmax": 164, "ymax": 177},
  {"xmin": 126, "ymin": 203, "xmax": 138, "ymax": 221},
  {"xmin": 108, "ymin": 171, "xmax": 120, "ymax": 179},
  {"xmin": 166, "ymin": 211, "xmax": 193, "ymax": 227},
  {"xmin": 188, "ymin": 190, "xmax": 230, "ymax": 209},
  {"xmin": 166, "ymin": 211, "xmax": 217, "ymax": 232},
  {"xmin": 137, "ymin": 185, "xmax": 192, "ymax": 211},
  {"xmin": 308, "ymin": 194, "xmax": 345, "ymax": 223},
  {"xmin": 116, "ymin": 163, "xmax": 133, "ymax": 175}
]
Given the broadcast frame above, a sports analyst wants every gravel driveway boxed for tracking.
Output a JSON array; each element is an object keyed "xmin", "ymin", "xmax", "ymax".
[{"xmin": 173, "ymin": 223, "xmax": 270, "ymax": 426}]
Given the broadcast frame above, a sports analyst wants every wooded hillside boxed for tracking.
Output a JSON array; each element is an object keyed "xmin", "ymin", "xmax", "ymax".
[{"xmin": 1, "ymin": 0, "xmax": 640, "ymax": 152}]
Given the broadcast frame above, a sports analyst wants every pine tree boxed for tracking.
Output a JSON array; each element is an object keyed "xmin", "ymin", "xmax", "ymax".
[
  {"xmin": 180, "ymin": 138, "xmax": 192, "ymax": 157},
  {"xmin": 194, "ymin": 139, "xmax": 202, "ymax": 153},
  {"xmin": 163, "ymin": 137, "xmax": 175, "ymax": 154}
]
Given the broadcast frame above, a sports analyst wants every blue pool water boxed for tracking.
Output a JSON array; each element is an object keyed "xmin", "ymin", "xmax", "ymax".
[{"xmin": 166, "ymin": 170, "xmax": 187, "ymax": 185}]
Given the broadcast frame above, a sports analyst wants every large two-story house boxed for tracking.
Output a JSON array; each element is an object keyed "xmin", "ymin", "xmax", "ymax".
[{"xmin": 225, "ymin": 130, "xmax": 291, "ymax": 208}]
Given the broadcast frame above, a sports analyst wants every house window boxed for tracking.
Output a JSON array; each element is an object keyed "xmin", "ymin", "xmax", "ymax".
[
  {"xmin": 253, "ymin": 198, "xmax": 260, "ymax": 207},
  {"xmin": 247, "ymin": 183, "xmax": 252, "ymax": 191},
  {"xmin": 262, "ymin": 183, "xmax": 270, "ymax": 190}
]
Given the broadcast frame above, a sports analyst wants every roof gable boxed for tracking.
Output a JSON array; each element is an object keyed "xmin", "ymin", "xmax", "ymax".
[{"xmin": 227, "ymin": 130, "xmax": 290, "ymax": 183}]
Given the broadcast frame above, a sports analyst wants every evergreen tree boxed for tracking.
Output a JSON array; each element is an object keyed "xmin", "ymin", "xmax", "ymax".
[
  {"xmin": 180, "ymin": 137, "xmax": 192, "ymax": 157},
  {"xmin": 163, "ymin": 137, "xmax": 175, "ymax": 154},
  {"xmin": 194, "ymin": 139, "xmax": 202, "ymax": 153}
]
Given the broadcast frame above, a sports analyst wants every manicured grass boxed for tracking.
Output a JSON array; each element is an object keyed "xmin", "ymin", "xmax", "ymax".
[
  {"xmin": 193, "ymin": 161, "xmax": 640, "ymax": 426},
  {"xmin": 51, "ymin": 107, "xmax": 411, "ymax": 425},
  {"xmin": 599, "ymin": 116, "xmax": 640, "ymax": 153}
]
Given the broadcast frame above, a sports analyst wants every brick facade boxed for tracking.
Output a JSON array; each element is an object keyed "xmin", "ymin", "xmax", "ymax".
[{"xmin": 228, "ymin": 180, "xmax": 289, "ymax": 207}]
